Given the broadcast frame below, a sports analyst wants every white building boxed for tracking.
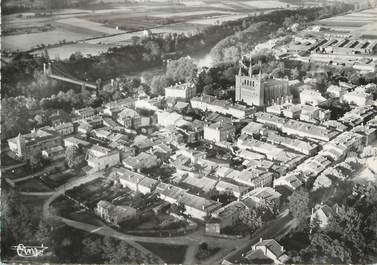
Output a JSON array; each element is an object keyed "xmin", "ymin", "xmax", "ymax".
[
  {"xmin": 326, "ymin": 85, "xmax": 347, "ymax": 98},
  {"xmin": 203, "ymin": 122, "xmax": 235, "ymax": 143},
  {"xmin": 165, "ymin": 82, "xmax": 196, "ymax": 100},
  {"xmin": 115, "ymin": 167, "xmax": 159, "ymax": 194},
  {"xmin": 155, "ymin": 183, "xmax": 221, "ymax": 220},
  {"xmin": 300, "ymin": 89, "xmax": 327, "ymax": 106},
  {"xmin": 343, "ymin": 90, "xmax": 373, "ymax": 106},
  {"xmin": 86, "ymin": 145, "xmax": 120, "ymax": 172},
  {"xmin": 246, "ymin": 238, "xmax": 289, "ymax": 264},
  {"xmin": 273, "ymin": 172, "xmax": 303, "ymax": 191}
]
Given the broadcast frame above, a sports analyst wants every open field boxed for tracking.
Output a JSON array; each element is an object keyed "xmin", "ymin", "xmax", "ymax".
[
  {"xmin": 2, "ymin": 28, "xmax": 98, "ymax": 51},
  {"xmin": 57, "ymin": 17, "xmax": 125, "ymax": 34},
  {"xmin": 2, "ymin": 0, "xmax": 296, "ymax": 54},
  {"xmin": 187, "ymin": 13, "xmax": 254, "ymax": 25},
  {"xmin": 84, "ymin": 14, "xmax": 171, "ymax": 32},
  {"xmin": 244, "ymin": 0, "xmax": 294, "ymax": 9},
  {"xmin": 315, "ymin": 7, "xmax": 377, "ymax": 38},
  {"xmin": 33, "ymin": 43, "xmax": 113, "ymax": 60},
  {"xmin": 151, "ymin": 10, "xmax": 232, "ymax": 18},
  {"xmin": 16, "ymin": 178, "xmax": 52, "ymax": 192}
]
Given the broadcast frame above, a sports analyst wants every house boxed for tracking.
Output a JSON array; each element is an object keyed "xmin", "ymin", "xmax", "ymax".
[
  {"xmin": 343, "ymin": 90, "xmax": 373, "ymax": 106},
  {"xmin": 122, "ymin": 152, "xmax": 160, "ymax": 171},
  {"xmin": 103, "ymin": 98, "xmax": 136, "ymax": 117},
  {"xmin": 115, "ymin": 167, "xmax": 159, "ymax": 194},
  {"xmin": 174, "ymin": 101, "xmax": 190, "ymax": 113},
  {"xmin": 351, "ymin": 125, "xmax": 377, "ymax": 145},
  {"xmin": 73, "ymin": 107, "xmax": 95, "ymax": 119},
  {"xmin": 327, "ymin": 85, "xmax": 346, "ymax": 98},
  {"xmin": 53, "ymin": 122, "xmax": 74, "ymax": 135},
  {"xmin": 310, "ymin": 203, "xmax": 336, "ymax": 229},
  {"xmin": 95, "ymin": 200, "xmax": 137, "ymax": 226},
  {"xmin": 297, "ymin": 154, "xmax": 332, "ymax": 180},
  {"xmin": 8, "ymin": 128, "xmax": 63, "ymax": 161},
  {"xmin": 273, "ymin": 172, "xmax": 303, "ymax": 191},
  {"xmin": 245, "ymin": 238, "xmax": 289, "ymax": 264},
  {"xmin": 103, "ymin": 117, "xmax": 123, "ymax": 131},
  {"xmin": 156, "ymin": 182, "xmax": 222, "ymax": 220},
  {"xmin": 117, "ymin": 108, "xmax": 141, "ymax": 129},
  {"xmin": 215, "ymin": 180, "xmax": 249, "ymax": 199},
  {"xmin": 156, "ymin": 110, "xmax": 190, "ymax": 127},
  {"xmin": 242, "ymin": 187, "xmax": 281, "ymax": 210},
  {"xmin": 180, "ymin": 175, "xmax": 218, "ymax": 193},
  {"xmin": 322, "ymin": 131, "xmax": 364, "ymax": 161},
  {"xmin": 176, "ymin": 120, "xmax": 205, "ymax": 144},
  {"xmin": 86, "ymin": 145, "xmax": 120, "ymax": 172},
  {"xmin": 241, "ymin": 122, "xmax": 264, "ymax": 137},
  {"xmin": 165, "ymin": 82, "xmax": 196, "ymax": 100},
  {"xmin": 49, "ymin": 109, "xmax": 71, "ymax": 126},
  {"xmin": 64, "ymin": 137, "xmax": 91, "ymax": 149},
  {"xmin": 77, "ymin": 120, "xmax": 93, "ymax": 135},
  {"xmin": 42, "ymin": 145, "xmax": 65, "ymax": 161},
  {"xmin": 135, "ymin": 96, "xmax": 162, "ymax": 111},
  {"xmin": 300, "ymin": 89, "xmax": 326, "ymax": 106},
  {"xmin": 132, "ymin": 135, "xmax": 155, "ymax": 153},
  {"xmin": 152, "ymin": 143, "xmax": 173, "ymax": 160},
  {"xmin": 211, "ymin": 201, "xmax": 248, "ymax": 228},
  {"xmin": 204, "ymin": 122, "xmax": 235, "ymax": 143}
]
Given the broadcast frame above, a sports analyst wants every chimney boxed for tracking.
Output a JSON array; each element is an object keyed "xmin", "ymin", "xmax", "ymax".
[{"xmin": 259, "ymin": 237, "xmax": 263, "ymax": 243}]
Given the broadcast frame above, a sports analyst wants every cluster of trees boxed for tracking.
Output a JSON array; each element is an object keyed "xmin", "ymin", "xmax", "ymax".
[
  {"xmin": 1, "ymin": 188, "xmax": 51, "ymax": 259},
  {"xmin": 149, "ymin": 56, "xmax": 198, "ymax": 96},
  {"xmin": 285, "ymin": 178, "xmax": 377, "ymax": 263},
  {"xmin": 65, "ymin": 146, "xmax": 85, "ymax": 169}
]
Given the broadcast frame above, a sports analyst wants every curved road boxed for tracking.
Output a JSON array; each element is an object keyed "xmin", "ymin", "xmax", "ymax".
[{"xmin": 41, "ymin": 172, "xmax": 297, "ymax": 264}]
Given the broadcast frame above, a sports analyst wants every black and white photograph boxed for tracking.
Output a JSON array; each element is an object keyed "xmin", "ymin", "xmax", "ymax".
[{"xmin": 1, "ymin": 0, "xmax": 377, "ymax": 264}]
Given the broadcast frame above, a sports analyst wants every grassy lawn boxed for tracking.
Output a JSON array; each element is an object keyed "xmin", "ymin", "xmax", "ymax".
[
  {"xmin": 2, "ymin": 165, "xmax": 28, "ymax": 180},
  {"xmin": 16, "ymin": 178, "xmax": 52, "ymax": 192},
  {"xmin": 69, "ymin": 210, "xmax": 105, "ymax": 226},
  {"xmin": 41, "ymin": 169, "xmax": 84, "ymax": 188},
  {"xmin": 138, "ymin": 242, "xmax": 187, "ymax": 264}
]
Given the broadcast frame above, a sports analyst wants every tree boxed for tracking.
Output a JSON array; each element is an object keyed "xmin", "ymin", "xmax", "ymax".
[
  {"xmin": 291, "ymin": 67, "xmax": 300, "ymax": 80},
  {"xmin": 166, "ymin": 57, "xmax": 198, "ymax": 83},
  {"xmin": 239, "ymin": 208, "xmax": 263, "ymax": 233},
  {"xmin": 288, "ymin": 189, "xmax": 310, "ymax": 230},
  {"xmin": 301, "ymin": 232, "xmax": 351, "ymax": 263},
  {"xmin": 29, "ymin": 151, "xmax": 44, "ymax": 170},
  {"xmin": 65, "ymin": 146, "xmax": 84, "ymax": 169},
  {"xmin": 34, "ymin": 219, "xmax": 53, "ymax": 245},
  {"xmin": 150, "ymin": 74, "xmax": 171, "ymax": 96}
]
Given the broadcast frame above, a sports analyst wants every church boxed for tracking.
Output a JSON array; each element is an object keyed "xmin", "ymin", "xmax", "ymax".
[{"xmin": 235, "ymin": 63, "xmax": 291, "ymax": 107}]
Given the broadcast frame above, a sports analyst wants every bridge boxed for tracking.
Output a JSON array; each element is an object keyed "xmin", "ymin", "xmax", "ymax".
[{"xmin": 44, "ymin": 62, "xmax": 98, "ymax": 90}]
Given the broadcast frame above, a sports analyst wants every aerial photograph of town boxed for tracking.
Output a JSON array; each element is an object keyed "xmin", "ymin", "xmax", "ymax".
[{"xmin": 1, "ymin": 0, "xmax": 377, "ymax": 264}]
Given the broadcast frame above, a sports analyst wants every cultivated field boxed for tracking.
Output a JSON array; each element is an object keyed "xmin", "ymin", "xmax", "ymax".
[
  {"xmin": 316, "ymin": 7, "xmax": 377, "ymax": 38},
  {"xmin": 32, "ymin": 43, "xmax": 114, "ymax": 60},
  {"xmin": 2, "ymin": 28, "xmax": 97, "ymax": 51},
  {"xmin": 243, "ymin": 0, "xmax": 293, "ymax": 9},
  {"xmin": 57, "ymin": 17, "xmax": 125, "ymax": 34},
  {"xmin": 2, "ymin": 0, "xmax": 297, "ymax": 54}
]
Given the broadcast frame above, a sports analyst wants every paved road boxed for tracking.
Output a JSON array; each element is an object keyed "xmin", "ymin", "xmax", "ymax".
[
  {"xmin": 43, "ymin": 171, "xmax": 297, "ymax": 264},
  {"xmin": 206, "ymin": 209, "xmax": 298, "ymax": 265}
]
